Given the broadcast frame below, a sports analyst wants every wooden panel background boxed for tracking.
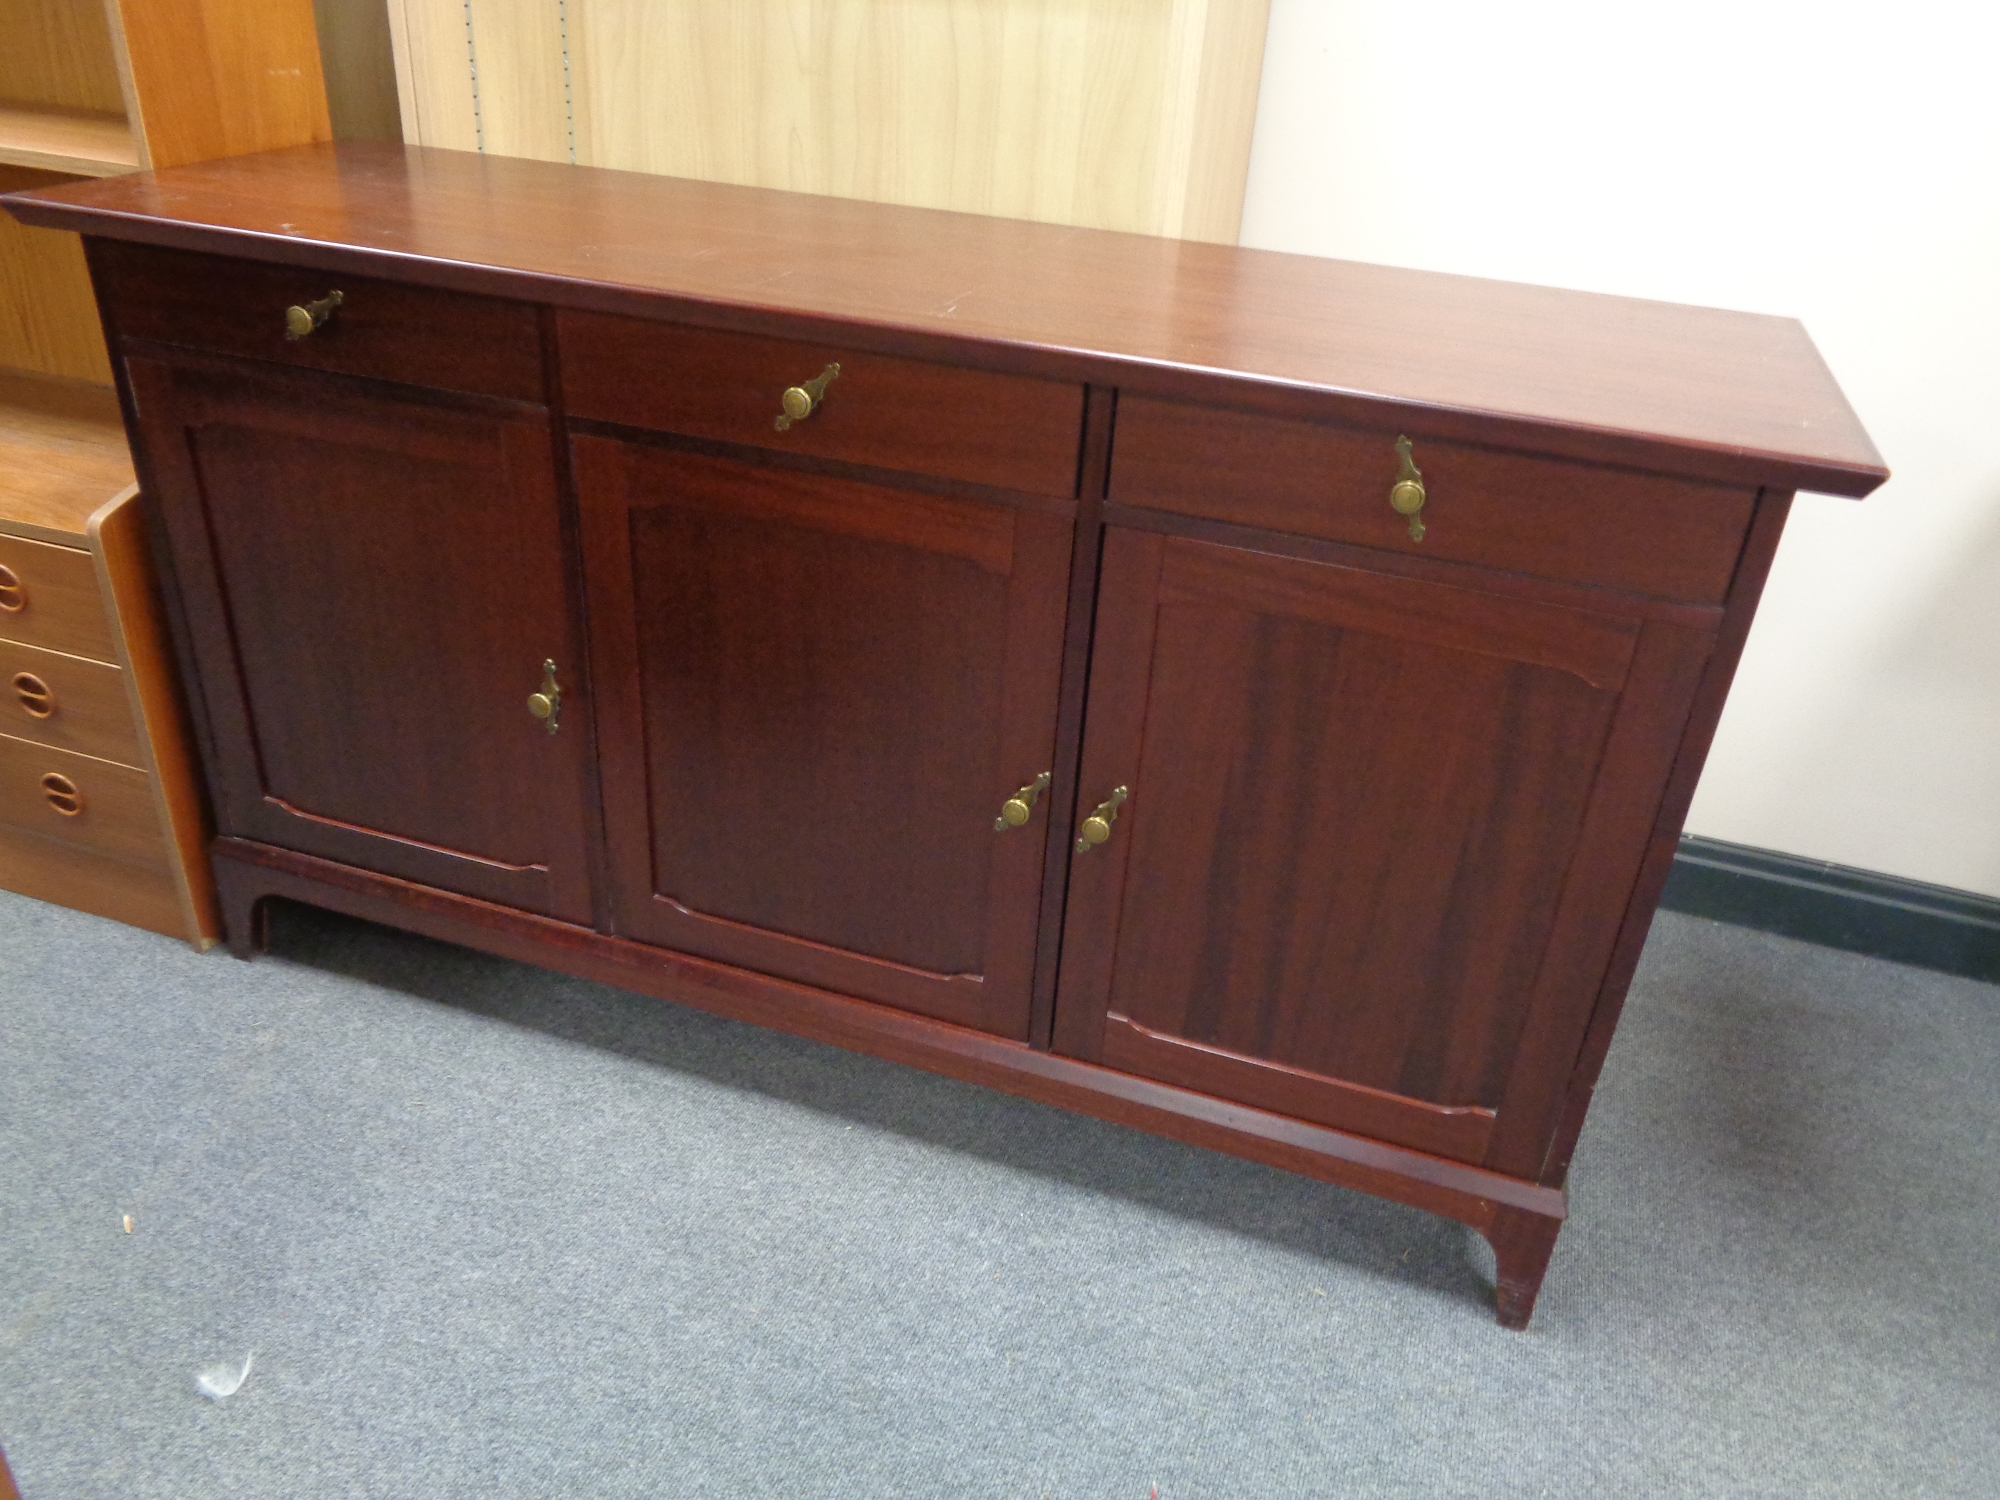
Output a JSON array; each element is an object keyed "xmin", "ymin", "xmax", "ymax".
[
  {"xmin": 0, "ymin": 0, "xmax": 128, "ymax": 115},
  {"xmin": 386, "ymin": 0, "xmax": 1271, "ymax": 243},
  {"xmin": 0, "ymin": 165, "xmax": 111, "ymax": 383}
]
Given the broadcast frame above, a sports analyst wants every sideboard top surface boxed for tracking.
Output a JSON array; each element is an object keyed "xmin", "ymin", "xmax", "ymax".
[{"xmin": 3, "ymin": 142, "xmax": 1886, "ymax": 497}]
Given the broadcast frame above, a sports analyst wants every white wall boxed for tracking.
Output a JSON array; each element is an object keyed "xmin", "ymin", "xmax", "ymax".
[{"xmin": 1238, "ymin": 0, "xmax": 2000, "ymax": 896}]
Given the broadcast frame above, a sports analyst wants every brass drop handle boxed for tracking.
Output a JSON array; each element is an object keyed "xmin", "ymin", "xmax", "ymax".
[
  {"xmin": 994, "ymin": 771, "xmax": 1052, "ymax": 831},
  {"xmin": 41, "ymin": 771, "xmax": 84, "ymax": 817},
  {"xmin": 0, "ymin": 563, "xmax": 23, "ymax": 612},
  {"xmin": 775, "ymin": 363, "xmax": 840, "ymax": 431},
  {"xmin": 1075, "ymin": 786, "xmax": 1129, "ymax": 853},
  {"xmin": 1389, "ymin": 435, "xmax": 1427, "ymax": 542},
  {"xmin": 526, "ymin": 658, "xmax": 562, "ymax": 734},
  {"xmin": 284, "ymin": 290, "xmax": 344, "ymax": 340},
  {"xmin": 11, "ymin": 672, "xmax": 54, "ymax": 719}
]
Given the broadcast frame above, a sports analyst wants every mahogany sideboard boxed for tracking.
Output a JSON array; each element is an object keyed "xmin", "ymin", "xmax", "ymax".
[{"xmin": 3, "ymin": 143, "xmax": 1886, "ymax": 1328}]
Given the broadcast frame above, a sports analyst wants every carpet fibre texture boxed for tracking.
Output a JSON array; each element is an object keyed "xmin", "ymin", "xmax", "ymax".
[{"xmin": 2, "ymin": 890, "xmax": 1996, "ymax": 1498}]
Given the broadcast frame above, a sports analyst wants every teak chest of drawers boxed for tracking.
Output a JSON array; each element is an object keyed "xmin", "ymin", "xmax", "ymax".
[
  {"xmin": 4, "ymin": 143, "xmax": 1886, "ymax": 1327},
  {"xmin": 0, "ymin": 375, "xmax": 218, "ymax": 946}
]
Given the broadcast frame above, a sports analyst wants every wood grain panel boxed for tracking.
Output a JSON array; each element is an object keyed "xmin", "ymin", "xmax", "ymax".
[
  {"xmin": 0, "ymin": 638, "xmax": 141, "ymax": 766},
  {"xmin": 91, "ymin": 488, "xmax": 221, "ymax": 945},
  {"xmin": 0, "ymin": 0, "xmax": 128, "ymax": 114},
  {"xmin": 390, "ymin": 0, "xmax": 1270, "ymax": 242},
  {"xmin": 0, "ymin": 165, "xmax": 113, "ymax": 383},
  {"xmin": 1055, "ymin": 529, "xmax": 1635, "ymax": 1160},
  {"xmin": 0, "ymin": 367, "xmax": 132, "ymax": 537},
  {"xmin": 1112, "ymin": 396, "xmax": 1758, "ymax": 604},
  {"xmin": 577, "ymin": 436, "xmax": 1070, "ymax": 1038},
  {"xmin": 95, "ymin": 241, "xmax": 545, "ymax": 402},
  {"xmin": 125, "ymin": 356, "xmax": 594, "ymax": 921},
  {"xmin": 0, "ymin": 532, "xmax": 115, "ymax": 659},
  {"xmin": 0, "ymin": 730, "xmax": 162, "ymax": 867},
  {"xmin": 0, "ymin": 822, "xmax": 184, "ymax": 937},
  {"xmin": 110, "ymin": 0, "xmax": 332, "ymax": 171},
  {"xmin": 1, "ymin": 145, "xmax": 1887, "ymax": 495},
  {"xmin": 0, "ymin": 106, "xmax": 138, "ymax": 176},
  {"xmin": 560, "ymin": 312, "xmax": 1084, "ymax": 496}
]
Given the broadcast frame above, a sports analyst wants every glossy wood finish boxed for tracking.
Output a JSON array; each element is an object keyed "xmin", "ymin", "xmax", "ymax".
[
  {"xmin": 1052, "ymin": 529, "xmax": 1682, "ymax": 1169},
  {"xmin": 96, "ymin": 241, "xmax": 544, "ymax": 402},
  {"xmin": 124, "ymin": 355, "xmax": 594, "ymax": 922},
  {"xmin": 38, "ymin": 147, "xmax": 1885, "ymax": 1326},
  {"xmin": 0, "ymin": 638, "xmax": 142, "ymax": 765},
  {"xmin": 560, "ymin": 312, "xmax": 1084, "ymax": 497},
  {"xmin": 1111, "ymin": 396, "xmax": 1758, "ymax": 603},
  {"xmin": 3, "ymin": 144, "xmax": 1887, "ymax": 497},
  {"xmin": 0, "ymin": 533, "xmax": 115, "ymax": 659},
  {"xmin": 576, "ymin": 437, "xmax": 1071, "ymax": 1037}
]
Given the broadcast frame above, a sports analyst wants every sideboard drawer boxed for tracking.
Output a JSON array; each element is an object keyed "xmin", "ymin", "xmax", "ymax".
[
  {"xmin": 0, "ymin": 733, "xmax": 164, "ymax": 868},
  {"xmin": 93, "ymin": 241, "xmax": 545, "ymax": 403},
  {"xmin": 0, "ymin": 535, "xmax": 117, "ymax": 661},
  {"xmin": 1, "ymin": 640, "xmax": 143, "ymax": 767},
  {"xmin": 1110, "ymin": 396, "xmax": 1757, "ymax": 603},
  {"xmin": 558, "ymin": 312, "xmax": 1085, "ymax": 498}
]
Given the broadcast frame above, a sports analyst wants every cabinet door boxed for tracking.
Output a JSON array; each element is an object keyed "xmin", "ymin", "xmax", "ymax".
[
  {"xmin": 574, "ymin": 437, "xmax": 1071, "ymax": 1039},
  {"xmin": 127, "ymin": 358, "xmax": 595, "ymax": 923},
  {"xmin": 1053, "ymin": 529, "xmax": 1711, "ymax": 1170}
]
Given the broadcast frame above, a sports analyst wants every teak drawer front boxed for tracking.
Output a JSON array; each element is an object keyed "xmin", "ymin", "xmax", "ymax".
[
  {"xmin": 0, "ymin": 535, "xmax": 116, "ymax": 661},
  {"xmin": 558, "ymin": 312, "xmax": 1085, "ymax": 497},
  {"xmin": 1, "ymin": 640, "xmax": 143, "ymax": 767},
  {"xmin": 92, "ymin": 241, "xmax": 544, "ymax": 403},
  {"xmin": 1110, "ymin": 397, "xmax": 1758, "ymax": 603},
  {"xmin": 0, "ymin": 732, "xmax": 163, "ymax": 869}
]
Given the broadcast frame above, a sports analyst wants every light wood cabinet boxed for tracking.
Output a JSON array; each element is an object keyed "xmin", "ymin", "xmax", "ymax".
[
  {"xmin": 5, "ymin": 143, "xmax": 1884, "ymax": 1326},
  {"xmin": 0, "ymin": 0, "xmax": 329, "ymax": 943}
]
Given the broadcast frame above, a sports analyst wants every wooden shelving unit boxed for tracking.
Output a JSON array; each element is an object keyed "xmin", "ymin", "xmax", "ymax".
[
  {"xmin": 0, "ymin": 104, "xmax": 138, "ymax": 177},
  {"xmin": 0, "ymin": 0, "xmax": 332, "ymax": 945}
]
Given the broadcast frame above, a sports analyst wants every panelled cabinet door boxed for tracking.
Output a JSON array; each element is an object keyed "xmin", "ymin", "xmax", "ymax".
[
  {"xmin": 126, "ymin": 358, "xmax": 596, "ymax": 922},
  {"xmin": 1053, "ymin": 529, "xmax": 1714, "ymax": 1173},
  {"xmin": 573, "ymin": 437, "xmax": 1071, "ymax": 1040}
]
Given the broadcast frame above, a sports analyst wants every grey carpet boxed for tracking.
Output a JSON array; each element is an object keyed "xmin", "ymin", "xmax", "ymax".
[{"xmin": 1, "ymin": 888, "xmax": 1995, "ymax": 1499}]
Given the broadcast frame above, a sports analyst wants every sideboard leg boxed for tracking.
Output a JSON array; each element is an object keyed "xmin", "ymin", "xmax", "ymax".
[
  {"xmin": 1482, "ymin": 1204, "xmax": 1564, "ymax": 1330},
  {"xmin": 214, "ymin": 862, "xmax": 271, "ymax": 960}
]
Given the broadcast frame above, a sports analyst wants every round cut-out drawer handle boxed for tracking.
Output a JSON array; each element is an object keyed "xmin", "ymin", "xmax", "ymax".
[
  {"xmin": 11, "ymin": 672, "xmax": 55, "ymax": 719},
  {"xmin": 285, "ymin": 290, "xmax": 344, "ymax": 340},
  {"xmin": 41, "ymin": 771, "xmax": 84, "ymax": 817},
  {"xmin": 774, "ymin": 363, "xmax": 840, "ymax": 431},
  {"xmin": 0, "ymin": 563, "xmax": 24, "ymax": 612}
]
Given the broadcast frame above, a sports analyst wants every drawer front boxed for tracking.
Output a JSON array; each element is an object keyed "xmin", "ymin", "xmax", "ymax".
[
  {"xmin": 0, "ymin": 535, "xmax": 116, "ymax": 660},
  {"xmin": 559, "ymin": 312, "xmax": 1084, "ymax": 497},
  {"xmin": 0, "ymin": 732, "xmax": 163, "ymax": 868},
  {"xmin": 94, "ymin": 241, "xmax": 545, "ymax": 403},
  {"xmin": 1, "ymin": 640, "xmax": 143, "ymax": 767},
  {"xmin": 1110, "ymin": 397, "xmax": 1757, "ymax": 604}
]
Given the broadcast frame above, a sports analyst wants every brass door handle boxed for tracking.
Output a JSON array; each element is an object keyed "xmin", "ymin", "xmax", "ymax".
[
  {"xmin": 1389, "ymin": 435, "xmax": 1427, "ymax": 542},
  {"xmin": 284, "ymin": 290, "xmax": 344, "ymax": 340},
  {"xmin": 11, "ymin": 672, "xmax": 54, "ymax": 719},
  {"xmin": 526, "ymin": 658, "xmax": 562, "ymax": 734},
  {"xmin": 1075, "ymin": 786, "xmax": 1129, "ymax": 853},
  {"xmin": 775, "ymin": 363, "xmax": 840, "ymax": 431},
  {"xmin": 994, "ymin": 771, "xmax": 1051, "ymax": 831}
]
